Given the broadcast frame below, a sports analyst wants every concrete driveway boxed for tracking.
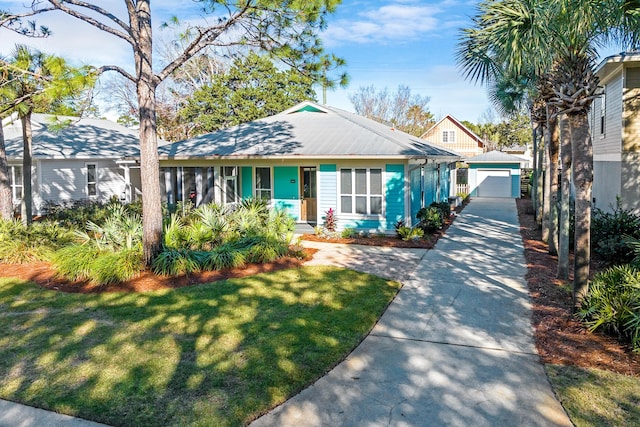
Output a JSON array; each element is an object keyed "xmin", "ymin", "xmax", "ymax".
[{"xmin": 251, "ymin": 198, "xmax": 572, "ymax": 427}]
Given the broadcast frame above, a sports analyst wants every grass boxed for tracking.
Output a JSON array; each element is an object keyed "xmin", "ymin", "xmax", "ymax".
[
  {"xmin": 0, "ymin": 266, "xmax": 400, "ymax": 427},
  {"xmin": 546, "ymin": 365, "xmax": 640, "ymax": 426}
]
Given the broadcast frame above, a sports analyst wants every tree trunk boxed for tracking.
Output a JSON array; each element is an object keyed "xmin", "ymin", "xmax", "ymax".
[
  {"xmin": 570, "ymin": 112, "xmax": 592, "ymax": 309},
  {"xmin": 558, "ymin": 114, "xmax": 571, "ymax": 280},
  {"xmin": 0, "ymin": 120, "xmax": 13, "ymax": 220},
  {"xmin": 548, "ymin": 111, "xmax": 560, "ymax": 255},
  {"xmin": 531, "ymin": 122, "xmax": 539, "ymax": 217},
  {"xmin": 136, "ymin": 0, "xmax": 163, "ymax": 265},
  {"xmin": 542, "ymin": 123, "xmax": 550, "ymax": 242},
  {"xmin": 20, "ymin": 112, "xmax": 33, "ymax": 226},
  {"xmin": 536, "ymin": 131, "xmax": 544, "ymax": 224}
]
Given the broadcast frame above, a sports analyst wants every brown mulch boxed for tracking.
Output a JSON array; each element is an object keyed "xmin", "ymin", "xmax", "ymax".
[
  {"xmin": 0, "ymin": 248, "xmax": 317, "ymax": 294},
  {"xmin": 517, "ymin": 197, "xmax": 640, "ymax": 377}
]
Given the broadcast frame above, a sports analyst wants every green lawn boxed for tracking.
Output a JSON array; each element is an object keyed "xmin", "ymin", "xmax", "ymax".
[
  {"xmin": 0, "ymin": 266, "xmax": 400, "ymax": 426},
  {"xmin": 546, "ymin": 364, "xmax": 640, "ymax": 426}
]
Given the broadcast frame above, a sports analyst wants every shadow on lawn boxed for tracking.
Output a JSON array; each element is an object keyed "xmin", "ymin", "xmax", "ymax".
[{"xmin": 0, "ymin": 266, "xmax": 398, "ymax": 427}]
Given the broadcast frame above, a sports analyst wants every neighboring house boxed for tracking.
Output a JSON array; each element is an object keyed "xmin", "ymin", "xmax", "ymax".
[
  {"xmin": 590, "ymin": 51, "xmax": 640, "ymax": 214},
  {"xmin": 3, "ymin": 113, "xmax": 143, "ymax": 214},
  {"xmin": 421, "ymin": 115, "xmax": 484, "ymax": 158},
  {"xmin": 465, "ymin": 151, "xmax": 522, "ymax": 198},
  {"xmin": 501, "ymin": 145, "xmax": 532, "ymax": 168},
  {"xmin": 157, "ymin": 101, "xmax": 461, "ymax": 232}
]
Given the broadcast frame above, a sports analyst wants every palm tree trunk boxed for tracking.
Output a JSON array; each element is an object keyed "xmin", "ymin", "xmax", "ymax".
[
  {"xmin": 558, "ymin": 114, "xmax": 571, "ymax": 279},
  {"xmin": 548, "ymin": 111, "xmax": 560, "ymax": 255},
  {"xmin": 20, "ymin": 112, "xmax": 33, "ymax": 226},
  {"xmin": 569, "ymin": 112, "xmax": 592, "ymax": 309},
  {"xmin": 136, "ymin": 0, "xmax": 163, "ymax": 266},
  {"xmin": 531, "ymin": 122, "xmax": 539, "ymax": 217},
  {"xmin": 542, "ymin": 123, "xmax": 550, "ymax": 242},
  {"xmin": 0, "ymin": 120, "xmax": 13, "ymax": 220},
  {"xmin": 537, "ymin": 131, "xmax": 544, "ymax": 224}
]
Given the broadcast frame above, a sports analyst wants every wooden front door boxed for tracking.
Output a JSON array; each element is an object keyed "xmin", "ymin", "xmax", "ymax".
[{"xmin": 300, "ymin": 167, "xmax": 317, "ymax": 223}]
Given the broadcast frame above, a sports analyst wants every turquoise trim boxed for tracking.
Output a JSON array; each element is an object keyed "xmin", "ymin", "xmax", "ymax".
[
  {"xmin": 292, "ymin": 105, "xmax": 326, "ymax": 113},
  {"xmin": 241, "ymin": 167, "xmax": 253, "ymax": 198},
  {"xmin": 385, "ymin": 164, "xmax": 404, "ymax": 229},
  {"xmin": 274, "ymin": 166, "xmax": 298, "ymax": 200},
  {"xmin": 469, "ymin": 163, "xmax": 520, "ymax": 169},
  {"xmin": 410, "ymin": 167, "xmax": 421, "ymax": 225}
]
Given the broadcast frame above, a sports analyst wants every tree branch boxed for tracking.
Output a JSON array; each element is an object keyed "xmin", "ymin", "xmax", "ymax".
[
  {"xmin": 46, "ymin": 0, "xmax": 133, "ymax": 44},
  {"xmin": 97, "ymin": 65, "xmax": 135, "ymax": 82}
]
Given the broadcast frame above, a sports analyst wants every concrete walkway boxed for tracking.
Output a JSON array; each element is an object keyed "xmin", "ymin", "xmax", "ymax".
[{"xmin": 251, "ymin": 198, "xmax": 572, "ymax": 427}]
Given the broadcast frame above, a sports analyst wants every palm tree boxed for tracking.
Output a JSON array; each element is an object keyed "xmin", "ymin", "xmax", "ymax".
[
  {"xmin": 457, "ymin": 0, "xmax": 640, "ymax": 308},
  {"xmin": 1, "ymin": 45, "xmax": 94, "ymax": 225}
]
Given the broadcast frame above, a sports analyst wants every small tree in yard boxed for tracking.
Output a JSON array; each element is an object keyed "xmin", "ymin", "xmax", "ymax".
[{"xmin": 1, "ymin": 0, "xmax": 342, "ymax": 265}]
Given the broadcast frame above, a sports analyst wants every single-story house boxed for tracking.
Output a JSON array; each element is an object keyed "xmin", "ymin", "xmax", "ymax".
[
  {"xmin": 465, "ymin": 151, "xmax": 522, "ymax": 198},
  {"xmin": 2, "ymin": 113, "xmax": 144, "ymax": 214},
  {"xmin": 590, "ymin": 51, "xmax": 640, "ymax": 214},
  {"xmin": 157, "ymin": 101, "xmax": 461, "ymax": 232}
]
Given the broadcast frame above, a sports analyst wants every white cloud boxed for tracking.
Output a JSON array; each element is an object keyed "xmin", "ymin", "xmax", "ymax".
[{"xmin": 323, "ymin": 2, "xmax": 441, "ymax": 46}]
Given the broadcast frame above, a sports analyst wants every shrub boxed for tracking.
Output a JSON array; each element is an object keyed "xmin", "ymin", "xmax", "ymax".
[
  {"xmin": 591, "ymin": 199, "xmax": 640, "ymax": 265},
  {"xmin": 152, "ymin": 249, "xmax": 201, "ymax": 276},
  {"xmin": 52, "ymin": 245, "xmax": 144, "ymax": 285},
  {"xmin": 430, "ymin": 201, "xmax": 451, "ymax": 221},
  {"xmin": 416, "ymin": 206, "xmax": 443, "ymax": 233},
  {"xmin": 341, "ymin": 228, "xmax": 356, "ymax": 238},
  {"xmin": 396, "ymin": 226, "xmax": 424, "ymax": 241},
  {"xmin": 0, "ymin": 219, "xmax": 74, "ymax": 263},
  {"xmin": 324, "ymin": 208, "xmax": 337, "ymax": 232},
  {"xmin": 578, "ymin": 264, "xmax": 640, "ymax": 351},
  {"xmin": 200, "ymin": 245, "xmax": 246, "ymax": 270}
]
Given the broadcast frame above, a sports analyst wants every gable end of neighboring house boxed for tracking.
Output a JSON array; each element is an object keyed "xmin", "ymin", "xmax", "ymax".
[
  {"xmin": 421, "ymin": 115, "xmax": 484, "ymax": 158},
  {"xmin": 2, "ymin": 114, "xmax": 143, "ymax": 215},
  {"xmin": 591, "ymin": 52, "xmax": 640, "ymax": 214}
]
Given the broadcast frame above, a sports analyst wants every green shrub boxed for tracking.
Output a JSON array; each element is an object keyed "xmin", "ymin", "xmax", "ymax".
[
  {"xmin": 341, "ymin": 228, "xmax": 356, "ymax": 238},
  {"xmin": 430, "ymin": 201, "xmax": 451, "ymax": 221},
  {"xmin": 396, "ymin": 226, "xmax": 424, "ymax": 241},
  {"xmin": 201, "ymin": 245, "xmax": 247, "ymax": 270},
  {"xmin": 152, "ymin": 249, "xmax": 201, "ymax": 276},
  {"xmin": 0, "ymin": 219, "xmax": 74, "ymax": 263},
  {"xmin": 52, "ymin": 245, "xmax": 144, "ymax": 285},
  {"xmin": 591, "ymin": 200, "xmax": 640, "ymax": 265},
  {"xmin": 578, "ymin": 264, "xmax": 640, "ymax": 351},
  {"xmin": 417, "ymin": 207, "xmax": 443, "ymax": 233}
]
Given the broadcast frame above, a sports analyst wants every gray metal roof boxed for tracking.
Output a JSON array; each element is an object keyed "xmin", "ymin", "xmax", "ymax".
[
  {"xmin": 159, "ymin": 101, "xmax": 461, "ymax": 160},
  {"xmin": 466, "ymin": 150, "xmax": 525, "ymax": 163},
  {"xmin": 3, "ymin": 113, "xmax": 141, "ymax": 159}
]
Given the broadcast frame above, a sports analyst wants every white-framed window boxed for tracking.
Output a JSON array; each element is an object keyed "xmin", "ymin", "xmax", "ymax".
[
  {"xmin": 600, "ymin": 86, "xmax": 606, "ymax": 135},
  {"xmin": 8, "ymin": 165, "xmax": 23, "ymax": 201},
  {"xmin": 86, "ymin": 163, "xmax": 98, "ymax": 197},
  {"xmin": 442, "ymin": 130, "xmax": 456, "ymax": 143},
  {"xmin": 340, "ymin": 168, "xmax": 383, "ymax": 215},
  {"xmin": 255, "ymin": 167, "xmax": 272, "ymax": 200},
  {"xmin": 222, "ymin": 166, "xmax": 239, "ymax": 204}
]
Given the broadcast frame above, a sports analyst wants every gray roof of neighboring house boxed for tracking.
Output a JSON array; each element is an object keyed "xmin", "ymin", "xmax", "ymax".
[
  {"xmin": 3, "ymin": 113, "xmax": 141, "ymax": 159},
  {"xmin": 466, "ymin": 150, "xmax": 524, "ymax": 163},
  {"xmin": 159, "ymin": 101, "xmax": 461, "ymax": 161}
]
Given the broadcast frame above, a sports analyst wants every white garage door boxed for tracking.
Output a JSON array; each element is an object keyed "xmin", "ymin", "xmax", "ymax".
[{"xmin": 477, "ymin": 169, "xmax": 511, "ymax": 198}]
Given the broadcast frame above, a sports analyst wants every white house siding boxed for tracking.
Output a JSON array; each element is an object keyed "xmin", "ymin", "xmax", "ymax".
[
  {"xmin": 318, "ymin": 164, "xmax": 337, "ymax": 225},
  {"xmin": 593, "ymin": 160, "xmax": 622, "ymax": 212},
  {"xmin": 37, "ymin": 159, "xmax": 126, "ymax": 211},
  {"xmin": 593, "ymin": 69, "xmax": 623, "ymax": 159}
]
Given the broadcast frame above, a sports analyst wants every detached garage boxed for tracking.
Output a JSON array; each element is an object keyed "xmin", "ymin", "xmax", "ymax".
[{"xmin": 466, "ymin": 151, "xmax": 523, "ymax": 198}]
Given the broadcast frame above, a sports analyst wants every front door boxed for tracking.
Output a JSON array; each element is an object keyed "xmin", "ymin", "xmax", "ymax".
[{"xmin": 300, "ymin": 167, "xmax": 317, "ymax": 223}]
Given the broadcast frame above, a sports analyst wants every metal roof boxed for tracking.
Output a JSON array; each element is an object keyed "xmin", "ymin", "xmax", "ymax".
[
  {"xmin": 159, "ymin": 101, "xmax": 461, "ymax": 161},
  {"xmin": 465, "ymin": 150, "xmax": 525, "ymax": 163},
  {"xmin": 3, "ymin": 113, "xmax": 141, "ymax": 159}
]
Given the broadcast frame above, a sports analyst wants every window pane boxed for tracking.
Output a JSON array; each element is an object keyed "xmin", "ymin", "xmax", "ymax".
[
  {"xmin": 15, "ymin": 166, "xmax": 22, "ymax": 184},
  {"xmin": 257, "ymin": 189, "xmax": 271, "ymax": 200},
  {"xmin": 87, "ymin": 164, "xmax": 96, "ymax": 182},
  {"xmin": 341, "ymin": 196, "xmax": 352, "ymax": 213},
  {"xmin": 356, "ymin": 196, "xmax": 367, "ymax": 214},
  {"xmin": 355, "ymin": 169, "xmax": 366, "ymax": 194},
  {"xmin": 340, "ymin": 169, "xmax": 352, "ymax": 194},
  {"xmin": 225, "ymin": 178, "xmax": 236, "ymax": 204},
  {"xmin": 370, "ymin": 196, "xmax": 382, "ymax": 214},
  {"xmin": 256, "ymin": 167, "xmax": 270, "ymax": 190},
  {"xmin": 88, "ymin": 183, "xmax": 97, "ymax": 196},
  {"xmin": 223, "ymin": 166, "xmax": 237, "ymax": 177},
  {"xmin": 370, "ymin": 169, "xmax": 382, "ymax": 194}
]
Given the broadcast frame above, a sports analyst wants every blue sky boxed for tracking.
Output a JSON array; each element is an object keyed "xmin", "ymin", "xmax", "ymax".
[{"xmin": 2, "ymin": 0, "xmax": 618, "ymax": 124}]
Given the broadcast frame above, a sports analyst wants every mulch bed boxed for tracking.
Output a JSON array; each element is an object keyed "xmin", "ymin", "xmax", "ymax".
[{"xmin": 517, "ymin": 197, "xmax": 640, "ymax": 376}]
